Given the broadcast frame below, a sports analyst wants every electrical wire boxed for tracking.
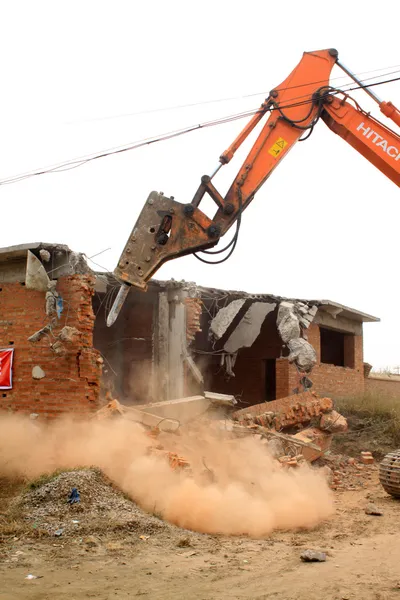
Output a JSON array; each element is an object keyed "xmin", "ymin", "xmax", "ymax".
[
  {"xmin": 69, "ymin": 63, "xmax": 400, "ymax": 123},
  {"xmin": 0, "ymin": 72, "xmax": 399, "ymax": 188},
  {"xmin": 0, "ymin": 107, "xmax": 265, "ymax": 186}
]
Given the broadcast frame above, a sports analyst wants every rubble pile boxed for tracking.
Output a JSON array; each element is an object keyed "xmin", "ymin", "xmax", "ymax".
[
  {"xmin": 17, "ymin": 469, "xmax": 183, "ymax": 538},
  {"xmin": 319, "ymin": 453, "xmax": 378, "ymax": 491},
  {"xmin": 232, "ymin": 390, "xmax": 348, "ymax": 463},
  {"xmin": 96, "ymin": 389, "xmax": 348, "ymax": 471}
]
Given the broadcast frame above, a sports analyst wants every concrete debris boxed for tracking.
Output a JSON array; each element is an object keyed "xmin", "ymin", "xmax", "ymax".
[
  {"xmin": 94, "ymin": 388, "xmax": 347, "ymax": 481},
  {"xmin": 32, "ymin": 366, "xmax": 45, "ymax": 380},
  {"xmin": 28, "ymin": 325, "xmax": 51, "ymax": 343},
  {"xmin": 276, "ymin": 300, "xmax": 319, "ymax": 379},
  {"xmin": 97, "ymin": 392, "xmax": 236, "ymax": 433},
  {"xmin": 51, "ymin": 340, "xmax": 67, "ymax": 356},
  {"xmin": 25, "ymin": 250, "xmax": 50, "ymax": 292},
  {"xmin": 224, "ymin": 302, "xmax": 276, "ymax": 353},
  {"xmin": 319, "ymin": 410, "xmax": 348, "ymax": 433},
  {"xmin": 300, "ymin": 549, "xmax": 326, "ymax": 562},
  {"xmin": 184, "ymin": 353, "xmax": 204, "ymax": 385},
  {"xmin": 204, "ymin": 391, "xmax": 237, "ymax": 407},
  {"xmin": 210, "ymin": 299, "xmax": 246, "ymax": 340},
  {"xmin": 39, "ymin": 249, "xmax": 51, "ymax": 262},
  {"xmin": 58, "ymin": 326, "xmax": 81, "ymax": 344},
  {"xmin": 136, "ymin": 392, "xmax": 235, "ymax": 424},
  {"xmin": 365, "ymin": 503, "xmax": 383, "ymax": 516},
  {"xmin": 287, "ymin": 338, "xmax": 317, "ymax": 373},
  {"xmin": 277, "ymin": 302, "xmax": 300, "ymax": 343},
  {"xmin": 96, "ymin": 399, "xmax": 180, "ymax": 433},
  {"xmin": 222, "ymin": 353, "xmax": 237, "ymax": 378},
  {"xmin": 45, "ymin": 281, "xmax": 58, "ymax": 317},
  {"xmin": 210, "ymin": 297, "xmax": 317, "ymax": 380},
  {"xmin": 69, "ymin": 252, "xmax": 91, "ymax": 275}
]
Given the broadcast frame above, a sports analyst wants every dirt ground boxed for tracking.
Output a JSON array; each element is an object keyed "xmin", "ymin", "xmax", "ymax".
[{"xmin": 1, "ymin": 461, "xmax": 400, "ymax": 600}]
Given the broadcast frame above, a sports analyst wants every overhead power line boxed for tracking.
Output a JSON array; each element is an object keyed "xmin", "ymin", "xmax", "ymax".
[
  {"xmin": 69, "ymin": 63, "xmax": 400, "ymax": 123},
  {"xmin": 0, "ymin": 74, "xmax": 399, "ymax": 187}
]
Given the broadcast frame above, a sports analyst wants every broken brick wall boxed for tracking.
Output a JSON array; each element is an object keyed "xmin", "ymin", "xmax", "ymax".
[
  {"xmin": 0, "ymin": 275, "xmax": 102, "ymax": 418},
  {"xmin": 298, "ymin": 323, "xmax": 365, "ymax": 398},
  {"xmin": 92, "ymin": 282, "xmax": 159, "ymax": 404},
  {"xmin": 185, "ymin": 297, "xmax": 203, "ymax": 344},
  {"xmin": 191, "ymin": 300, "xmax": 366, "ymax": 405},
  {"xmin": 195, "ymin": 305, "xmax": 285, "ymax": 405}
]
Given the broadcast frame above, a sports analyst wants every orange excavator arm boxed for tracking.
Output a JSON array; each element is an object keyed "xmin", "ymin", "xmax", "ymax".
[{"xmin": 107, "ymin": 48, "xmax": 400, "ymax": 325}]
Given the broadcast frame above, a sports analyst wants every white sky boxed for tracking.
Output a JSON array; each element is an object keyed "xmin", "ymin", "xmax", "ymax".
[{"xmin": 1, "ymin": 1, "xmax": 399, "ymax": 369}]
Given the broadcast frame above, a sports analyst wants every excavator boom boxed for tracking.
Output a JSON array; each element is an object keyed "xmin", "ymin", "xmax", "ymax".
[{"xmin": 107, "ymin": 48, "xmax": 400, "ymax": 326}]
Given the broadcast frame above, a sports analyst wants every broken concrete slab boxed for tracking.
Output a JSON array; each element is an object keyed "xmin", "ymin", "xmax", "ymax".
[
  {"xmin": 210, "ymin": 299, "xmax": 246, "ymax": 340},
  {"xmin": 224, "ymin": 302, "xmax": 275, "ymax": 353},
  {"xmin": 25, "ymin": 250, "xmax": 50, "ymax": 292},
  {"xmin": 204, "ymin": 391, "xmax": 237, "ymax": 407},
  {"xmin": 28, "ymin": 325, "xmax": 51, "ymax": 343},
  {"xmin": 277, "ymin": 302, "xmax": 300, "ymax": 343},
  {"xmin": 123, "ymin": 406, "xmax": 180, "ymax": 433},
  {"xmin": 287, "ymin": 338, "xmax": 317, "ymax": 372},
  {"xmin": 96, "ymin": 399, "xmax": 179, "ymax": 433},
  {"xmin": 184, "ymin": 354, "xmax": 204, "ymax": 385},
  {"xmin": 136, "ymin": 395, "xmax": 211, "ymax": 424}
]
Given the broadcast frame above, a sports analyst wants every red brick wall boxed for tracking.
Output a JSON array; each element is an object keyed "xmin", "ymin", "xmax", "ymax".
[
  {"xmin": 276, "ymin": 359, "xmax": 289, "ymax": 399},
  {"xmin": 191, "ymin": 302, "xmax": 366, "ymax": 404},
  {"xmin": 288, "ymin": 323, "xmax": 365, "ymax": 399},
  {"xmin": 365, "ymin": 378, "xmax": 400, "ymax": 399},
  {"xmin": 0, "ymin": 275, "xmax": 102, "ymax": 418},
  {"xmin": 185, "ymin": 297, "xmax": 203, "ymax": 344}
]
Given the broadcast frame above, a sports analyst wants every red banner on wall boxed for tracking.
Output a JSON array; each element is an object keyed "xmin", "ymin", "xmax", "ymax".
[{"xmin": 0, "ymin": 349, "xmax": 14, "ymax": 389}]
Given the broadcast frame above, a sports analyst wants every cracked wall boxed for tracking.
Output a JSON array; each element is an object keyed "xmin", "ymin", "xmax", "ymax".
[
  {"xmin": 0, "ymin": 274, "xmax": 102, "ymax": 417},
  {"xmin": 191, "ymin": 291, "xmax": 367, "ymax": 406}
]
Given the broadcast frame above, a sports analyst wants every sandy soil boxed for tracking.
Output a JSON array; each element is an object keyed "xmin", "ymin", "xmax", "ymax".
[{"xmin": 1, "ymin": 463, "xmax": 400, "ymax": 600}]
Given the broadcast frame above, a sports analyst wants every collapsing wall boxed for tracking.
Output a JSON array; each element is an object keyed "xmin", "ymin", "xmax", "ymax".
[
  {"xmin": 0, "ymin": 246, "xmax": 102, "ymax": 417},
  {"xmin": 191, "ymin": 287, "xmax": 373, "ymax": 404}
]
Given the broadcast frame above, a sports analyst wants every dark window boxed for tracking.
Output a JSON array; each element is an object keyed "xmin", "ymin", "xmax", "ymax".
[
  {"xmin": 264, "ymin": 359, "xmax": 276, "ymax": 401},
  {"xmin": 320, "ymin": 327, "xmax": 355, "ymax": 368}
]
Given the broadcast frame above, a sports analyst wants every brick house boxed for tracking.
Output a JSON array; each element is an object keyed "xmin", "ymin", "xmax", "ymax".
[
  {"xmin": 191, "ymin": 287, "xmax": 379, "ymax": 404},
  {"xmin": 0, "ymin": 243, "xmax": 379, "ymax": 417}
]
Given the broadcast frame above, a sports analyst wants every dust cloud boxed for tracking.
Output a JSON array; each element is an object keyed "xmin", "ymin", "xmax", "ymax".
[{"xmin": 0, "ymin": 414, "xmax": 334, "ymax": 537}]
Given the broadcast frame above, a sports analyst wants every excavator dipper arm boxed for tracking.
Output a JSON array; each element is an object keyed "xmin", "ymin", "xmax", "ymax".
[{"xmin": 322, "ymin": 94, "xmax": 400, "ymax": 187}]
